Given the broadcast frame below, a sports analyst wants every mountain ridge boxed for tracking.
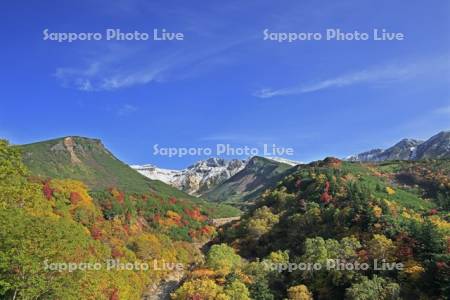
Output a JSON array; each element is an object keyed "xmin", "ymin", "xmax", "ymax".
[
  {"xmin": 18, "ymin": 136, "xmax": 202, "ymax": 201},
  {"xmin": 132, "ymin": 157, "xmax": 247, "ymax": 196},
  {"xmin": 132, "ymin": 156, "xmax": 302, "ymax": 197},
  {"xmin": 203, "ymin": 156, "xmax": 296, "ymax": 204},
  {"xmin": 347, "ymin": 131, "xmax": 449, "ymax": 162}
]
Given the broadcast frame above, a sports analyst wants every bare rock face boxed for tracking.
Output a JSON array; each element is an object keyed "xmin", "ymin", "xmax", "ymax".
[
  {"xmin": 131, "ymin": 158, "xmax": 246, "ymax": 195},
  {"xmin": 63, "ymin": 137, "xmax": 82, "ymax": 164}
]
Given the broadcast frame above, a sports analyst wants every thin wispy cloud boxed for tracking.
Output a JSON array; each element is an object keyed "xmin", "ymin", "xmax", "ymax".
[
  {"xmin": 53, "ymin": 0, "xmax": 258, "ymax": 92},
  {"xmin": 54, "ymin": 44, "xmax": 173, "ymax": 91},
  {"xmin": 54, "ymin": 36, "xmax": 249, "ymax": 92},
  {"xmin": 56, "ymin": 66, "xmax": 163, "ymax": 91},
  {"xmin": 434, "ymin": 105, "xmax": 450, "ymax": 115},
  {"xmin": 254, "ymin": 58, "xmax": 449, "ymax": 98},
  {"xmin": 117, "ymin": 104, "xmax": 138, "ymax": 116}
]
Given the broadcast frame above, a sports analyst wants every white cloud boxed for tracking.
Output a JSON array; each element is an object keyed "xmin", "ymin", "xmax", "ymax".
[
  {"xmin": 117, "ymin": 104, "xmax": 138, "ymax": 116},
  {"xmin": 54, "ymin": 54, "xmax": 170, "ymax": 92},
  {"xmin": 254, "ymin": 59, "xmax": 447, "ymax": 98}
]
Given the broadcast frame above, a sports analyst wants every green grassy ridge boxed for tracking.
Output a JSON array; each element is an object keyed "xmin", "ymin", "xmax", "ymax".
[
  {"xmin": 257, "ymin": 159, "xmax": 439, "ymax": 212},
  {"xmin": 204, "ymin": 156, "xmax": 295, "ymax": 204},
  {"xmin": 19, "ymin": 136, "xmax": 154, "ymax": 193},
  {"xmin": 344, "ymin": 159, "xmax": 450, "ymax": 210},
  {"xmin": 339, "ymin": 161, "xmax": 436, "ymax": 210},
  {"xmin": 18, "ymin": 136, "xmax": 240, "ymax": 218},
  {"xmin": 376, "ymin": 159, "xmax": 450, "ymax": 174}
]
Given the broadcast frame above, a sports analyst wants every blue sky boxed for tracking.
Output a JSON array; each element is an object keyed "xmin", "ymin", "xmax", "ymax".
[{"xmin": 1, "ymin": 0, "xmax": 449, "ymax": 168}]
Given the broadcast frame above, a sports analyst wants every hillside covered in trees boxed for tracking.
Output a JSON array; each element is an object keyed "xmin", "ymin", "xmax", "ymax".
[
  {"xmin": 0, "ymin": 139, "xmax": 238, "ymax": 299},
  {"xmin": 171, "ymin": 158, "xmax": 450, "ymax": 299},
  {"xmin": 1, "ymin": 135, "xmax": 449, "ymax": 300}
]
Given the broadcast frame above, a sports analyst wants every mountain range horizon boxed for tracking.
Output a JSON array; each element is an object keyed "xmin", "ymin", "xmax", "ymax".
[
  {"xmin": 16, "ymin": 129, "xmax": 449, "ymax": 169},
  {"xmin": 14, "ymin": 128, "xmax": 450, "ymax": 204}
]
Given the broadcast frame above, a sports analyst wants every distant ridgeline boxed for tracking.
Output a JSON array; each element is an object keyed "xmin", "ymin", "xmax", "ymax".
[
  {"xmin": 132, "ymin": 131, "xmax": 450, "ymax": 208},
  {"xmin": 346, "ymin": 131, "xmax": 450, "ymax": 162}
]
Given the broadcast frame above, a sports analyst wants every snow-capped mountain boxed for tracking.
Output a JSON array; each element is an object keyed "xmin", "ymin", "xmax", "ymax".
[
  {"xmin": 346, "ymin": 139, "xmax": 423, "ymax": 162},
  {"xmin": 346, "ymin": 131, "xmax": 450, "ymax": 162},
  {"xmin": 177, "ymin": 158, "xmax": 247, "ymax": 195},
  {"xmin": 131, "ymin": 156, "xmax": 301, "ymax": 196},
  {"xmin": 131, "ymin": 158, "xmax": 246, "ymax": 195},
  {"xmin": 345, "ymin": 149, "xmax": 385, "ymax": 162}
]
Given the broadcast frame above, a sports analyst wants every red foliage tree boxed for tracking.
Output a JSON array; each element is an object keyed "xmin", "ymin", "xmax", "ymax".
[
  {"xmin": 357, "ymin": 249, "xmax": 369, "ymax": 262},
  {"xmin": 42, "ymin": 180, "xmax": 53, "ymax": 200},
  {"xmin": 109, "ymin": 187, "xmax": 125, "ymax": 204},
  {"xmin": 153, "ymin": 214, "xmax": 161, "ymax": 224},
  {"xmin": 395, "ymin": 233, "xmax": 416, "ymax": 259},
  {"xmin": 320, "ymin": 181, "xmax": 332, "ymax": 204},
  {"xmin": 111, "ymin": 248, "xmax": 123, "ymax": 258},
  {"xmin": 70, "ymin": 192, "xmax": 82, "ymax": 205},
  {"xmin": 200, "ymin": 226, "xmax": 213, "ymax": 235},
  {"xmin": 90, "ymin": 225, "xmax": 102, "ymax": 240},
  {"xmin": 428, "ymin": 208, "xmax": 438, "ymax": 215},
  {"xmin": 436, "ymin": 261, "xmax": 447, "ymax": 270},
  {"xmin": 324, "ymin": 181, "xmax": 330, "ymax": 192},
  {"xmin": 185, "ymin": 207, "xmax": 207, "ymax": 222},
  {"xmin": 110, "ymin": 289, "xmax": 119, "ymax": 300},
  {"xmin": 122, "ymin": 224, "xmax": 130, "ymax": 235},
  {"xmin": 320, "ymin": 192, "xmax": 332, "ymax": 204}
]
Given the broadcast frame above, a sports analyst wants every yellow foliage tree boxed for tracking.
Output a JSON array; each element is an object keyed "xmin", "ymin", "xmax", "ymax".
[
  {"xmin": 171, "ymin": 279, "xmax": 229, "ymax": 300},
  {"xmin": 386, "ymin": 187, "xmax": 396, "ymax": 195},
  {"xmin": 287, "ymin": 284, "xmax": 313, "ymax": 300},
  {"xmin": 367, "ymin": 234, "xmax": 396, "ymax": 261}
]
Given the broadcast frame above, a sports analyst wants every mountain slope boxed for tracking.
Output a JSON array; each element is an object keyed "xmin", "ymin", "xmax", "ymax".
[
  {"xmin": 204, "ymin": 156, "xmax": 295, "ymax": 204},
  {"xmin": 132, "ymin": 158, "xmax": 246, "ymax": 195},
  {"xmin": 215, "ymin": 158, "xmax": 449, "ymax": 299},
  {"xmin": 415, "ymin": 131, "xmax": 450, "ymax": 159},
  {"xmin": 347, "ymin": 130, "xmax": 449, "ymax": 162},
  {"xmin": 19, "ymin": 136, "xmax": 241, "ymax": 217},
  {"xmin": 347, "ymin": 139, "xmax": 423, "ymax": 162},
  {"xmin": 19, "ymin": 136, "xmax": 194, "ymax": 199},
  {"xmin": 130, "ymin": 164, "xmax": 182, "ymax": 185}
]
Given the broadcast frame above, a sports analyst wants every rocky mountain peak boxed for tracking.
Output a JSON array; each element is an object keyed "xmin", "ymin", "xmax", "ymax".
[
  {"xmin": 415, "ymin": 131, "xmax": 450, "ymax": 159},
  {"xmin": 346, "ymin": 130, "xmax": 449, "ymax": 162},
  {"xmin": 132, "ymin": 158, "xmax": 246, "ymax": 195}
]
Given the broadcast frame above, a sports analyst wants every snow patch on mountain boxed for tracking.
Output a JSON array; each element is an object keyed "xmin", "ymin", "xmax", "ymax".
[
  {"xmin": 265, "ymin": 156, "xmax": 302, "ymax": 166},
  {"xmin": 131, "ymin": 158, "xmax": 246, "ymax": 195},
  {"xmin": 130, "ymin": 164, "xmax": 182, "ymax": 184}
]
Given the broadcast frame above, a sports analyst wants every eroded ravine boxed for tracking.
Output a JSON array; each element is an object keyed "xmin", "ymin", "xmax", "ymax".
[{"xmin": 141, "ymin": 217, "xmax": 240, "ymax": 300}]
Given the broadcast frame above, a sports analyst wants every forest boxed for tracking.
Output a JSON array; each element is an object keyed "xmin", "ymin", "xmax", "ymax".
[{"xmin": 1, "ymin": 140, "xmax": 449, "ymax": 299}]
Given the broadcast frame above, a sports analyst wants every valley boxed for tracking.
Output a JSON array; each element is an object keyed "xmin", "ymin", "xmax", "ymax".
[
  {"xmin": 0, "ymin": 130, "xmax": 448, "ymax": 299},
  {"xmin": 3, "ymin": 1, "xmax": 449, "ymax": 299}
]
